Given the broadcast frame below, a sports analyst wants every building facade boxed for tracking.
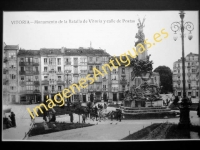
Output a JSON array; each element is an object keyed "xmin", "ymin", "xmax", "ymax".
[
  {"xmin": 3, "ymin": 44, "xmax": 19, "ymax": 103},
  {"xmin": 17, "ymin": 50, "xmax": 41, "ymax": 104},
  {"xmin": 3, "ymin": 44, "xmax": 160, "ymax": 104},
  {"xmin": 173, "ymin": 52, "xmax": 199, "ymax": 97}
]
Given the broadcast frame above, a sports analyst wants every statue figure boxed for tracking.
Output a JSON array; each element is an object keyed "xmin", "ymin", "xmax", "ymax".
[{"xmin": 135, "ymin": 16, "xmax": 146, "ymax": 46}]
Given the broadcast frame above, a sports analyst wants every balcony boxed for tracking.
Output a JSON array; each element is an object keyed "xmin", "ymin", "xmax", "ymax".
[
  {"xmin": 49, "ymin": 70, "xmax": 56, "ymax": 74},
  {"xmin": 177, "ymin": 73, "xmax": 181, "ymax": 76},
  {"xmin": 111, "ymin": 79, "xmax": 118, "ymax": 84},
  {"xmin": 43, "ymin": 71, "xmax": 49, "ymax": 75},
  {"xmin": 57, "ymin": 71, "xmax": 63, "ymax": 75},
  {"xmin": 65, "ymin": 62, "xmax": 71, "ymax": 65},
  {"xmin": 3, "ymin": 79, "xmax": 9, "ymax": 85},
  {"xmin": 80, "ymin": 70, "xmax": 87, "ymax": 74},
  {"xmin": 102, "ymin": 77, "xmax": 107, "ymax": 81},
  {"xmin": 73, "ymin": 72, "xmax": 79, "ymax": 75},
  {"xmin": 57, "ymin": 80, "xmax": 65, "ymax": 85},
  {"xmin": 111, "ymin": 71, "xmax": 118, "ymax": 74},
  {"xmin": 102, "ymin": 88, "xmax": 108, "ymax": 91},
  {"xmin": 25, "ymin": 62, "xmax": 33, "ymax": 66},
  {"xmin": 95, "ymin": 87, "xmax": 102, "ymax": 91},
  {"xmin": 187, "ymin": 79, "xmax": 191, "ymax": 83},
  {"xmin": 74, "ymin": 62, "xmax": 78, "ymax": 66},
  {"xmin": 19, "ymin": 62, "xmax": 26, "ymax": 66},
  {"xmin": 44, "ymin": 90, "xmax": 50, "ymax": 94},
  {"xmin": 94, "ymin": 79, "xmax": 102, "ymax": 83},
  {"xmin": 3, "ymin": 68, "xmax": 8, "ymax": 74},
  {"xmin": 93, "ymin": 61, "xmax": 102, "ymax": 65},
  {"xmin": 64, "ymin": 70, "xmax": 72, "ymax": 74},
  {"xmin": 112, "ymin": 87, "xmax": 118, "ymax": 92},
  {"xmin": 88, "ymin": 70, "xmax": 93, "ymax": 74},
  {"xmin": 42, "ymin": 80, "xmax": 49, "ymax": 85},
  {"xmin": 19, "ymin": 71, "xmax": 26, "ymax": 75},
  {"xmin": 33, "ymin": 90, "xmax": 41, "ymax": 94},
  {"xmin": 34, "ymin": 81, "xmax": 40, "ymax": 86},
  {"xmin": 120, "ymin": 79, "xmax": 127, "ymax": 85},
  {"xmin": 33, "ymin": 62, "xmax": 39, "ymax": 66},
  {"xmin": 88, "ymin": 61, "xmax": 94, "ymax": 65},
  {"xmin": 19, "ymin": 81, "xmax": 26, "ymax": 86},
  {"xmin": 33, "ymin": 71, "xmax": 39, "ymax": 75}
]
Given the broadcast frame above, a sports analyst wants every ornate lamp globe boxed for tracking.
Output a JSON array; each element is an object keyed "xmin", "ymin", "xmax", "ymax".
[
  {"xmin": 173, "ymin": 33, "xmax": 178, "ymax": 41},
  {"xmin": 188, "ymin": 32, "xmax": 193, "ymax": 40}
]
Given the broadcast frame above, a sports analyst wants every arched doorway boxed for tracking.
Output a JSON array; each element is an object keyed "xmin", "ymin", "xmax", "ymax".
[{"xmin": 90, "ymin": 93, "xmax": 94, "ymax": 102}]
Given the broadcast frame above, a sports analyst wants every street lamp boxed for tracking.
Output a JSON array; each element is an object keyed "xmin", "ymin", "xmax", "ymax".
[{"xmin": 171, "ymin": 11, "xmax": 194, "ymax": 129}]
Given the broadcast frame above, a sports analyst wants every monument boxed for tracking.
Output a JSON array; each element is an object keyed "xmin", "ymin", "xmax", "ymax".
[{"xmin": 121, "ymin": 17, "xmax": 177, "ymax": 119}]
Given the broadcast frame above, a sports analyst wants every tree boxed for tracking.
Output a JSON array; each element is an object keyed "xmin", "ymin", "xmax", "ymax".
[{"xmin": 154, "ymin": 66, "xmax": 173, "ymax": 94}]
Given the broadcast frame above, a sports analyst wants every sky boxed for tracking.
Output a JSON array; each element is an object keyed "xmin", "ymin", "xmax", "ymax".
[{"xmin": 3, "ymin": 11, "xmax": 199, "ymax": 70}]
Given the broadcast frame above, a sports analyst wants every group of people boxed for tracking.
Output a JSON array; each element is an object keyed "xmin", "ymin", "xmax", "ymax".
[
  {"xmin": 3, "ymin": 112, "xmax": 16, "ymax": 129},
  {"xmin": 110, "ymin": 109, "xmax": 122, "ymax": 122}
]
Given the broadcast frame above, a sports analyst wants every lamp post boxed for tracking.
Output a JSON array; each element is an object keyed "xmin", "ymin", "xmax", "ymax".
[{"xmin": 171, "ymin": 11, "xmax": 194, "ymax": 129}]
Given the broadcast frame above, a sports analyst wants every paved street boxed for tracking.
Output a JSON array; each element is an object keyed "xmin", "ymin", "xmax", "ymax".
[{"xmin": 2, "ymin": 104, "xmax": 200, "ymax": 141}]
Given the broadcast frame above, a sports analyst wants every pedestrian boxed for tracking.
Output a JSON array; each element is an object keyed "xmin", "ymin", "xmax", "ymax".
[
  {"xmin": 118, "ymin": 109, "xmax": 122, "ymax": 122},
  {"xmin": 82, "ymin": 113, "xmax": 86, "ymax": 123},
  {"xmin": 49, "ymin": 113, "xmax": 56, "ymax": 122},
  {"xmin": 94, "ymin": 106, "xmax": 98, "ymax": 121},
  {"xmin": 9, "ymin": 112, "xmax": 16, "ymax": 127},
  {"xmin": 69, "ymin": 112, "xmax": 74, "ymax": 123},
  {"xmin": 110, "ymin": 111, "xmax": 114, "ymax": 121}
]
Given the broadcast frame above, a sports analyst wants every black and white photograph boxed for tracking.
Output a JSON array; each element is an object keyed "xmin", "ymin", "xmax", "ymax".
[{"xmin": 2, "ymin": 10, "xmax": 200, "ymax": 141}]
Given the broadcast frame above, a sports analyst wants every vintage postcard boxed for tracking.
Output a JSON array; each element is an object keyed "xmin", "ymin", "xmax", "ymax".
[{"xmin": 2, "ymin": 10, "xmax": 200, "ymax": 141}]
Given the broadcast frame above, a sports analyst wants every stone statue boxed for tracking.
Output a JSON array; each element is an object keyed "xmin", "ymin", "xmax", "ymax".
[{"xmin": 135, "ymin": 16, "xmax": 146, "ymax": 46}]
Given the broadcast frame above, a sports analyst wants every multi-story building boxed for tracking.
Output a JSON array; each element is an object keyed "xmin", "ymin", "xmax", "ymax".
[
  {"xmin": 40, "ymin": 48, "xmax": 64, "ymax": 102},
  {"xmin": 3, "ymin": 44, "xmax": 160, "ymax": 104},
  {"xmin": 17, "ymin": 50, "xmax": 41, "ymax": 104},
  {"xmin": 173, "ymin": 52, "xmax": 199, "ymax": 97},
  {"xmin": 3, "ymin": 44, "xmax": 19, "ymax": 103}
]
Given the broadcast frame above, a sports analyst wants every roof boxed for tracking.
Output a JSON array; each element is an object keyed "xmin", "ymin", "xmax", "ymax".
[
  {"xmin": 186, "ymin": 52, "xmax": 198, "ymax": 57},
  {"xmin": 40, "ymin": 48, "xmax": 62, "ymax": 56},
  {"xmin": 17, "ymin": 50, "xmax": 40, "ymax": 56},
  {"xmin": 64, "ymin": 48, "xmax": 110, "ymax": 56},
  {"xmin": 4, "ymin": 45, "xmax": 19, "ymax": 50},
  {"xmin": 109, "ymin": 55, "xmax": 134, "ymax": 66}
]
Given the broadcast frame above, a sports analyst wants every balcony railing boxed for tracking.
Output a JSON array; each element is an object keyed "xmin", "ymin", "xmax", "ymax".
[
  {"xmin": 64, "ymin": 70, "xmax": 72, "ymax": 74},
  {"xmin": 3, "ymin": 57, "xmax": 8, "ymax": 63},
  {"xmin": 49, "ymin": 70, "xmax": 56, "ymax": 74},
  {"xmin": 102, "ymin": 88, "xmax": 108, "ymax": 91},
  {"xmin": 19, "ymin": 81, "xmax": 26, "ymax": 86},
  {"xmin": 43, "ymin": 71, "xmax": 49, "ymax": 75},
  {"xmin": 44, "ymin": 90, "xmax": 51, "ymax": 94},
  {"xmin": 19, "ymin": 62, "xmax": 26, "ymax": 66},
  {"xmin": 42, "ymin": 80, "xmax": 49, "ymax": 85},
  {"xmin": 111, "ymin": 71, "xmax": 118, "ymax": 74},
  {"xmin": 57, "ymin": 71, "xmax": 63, "ymax": 75},
  {"xmin": 57, "ymin": 80, "xmax": 65, "ymax": 85},
  {"xmin": 25, "ymin": 62, "xmax": 33, "ymax": 65},
  {"xmin": 33, "ymin": 62, "xmax": 39, "ymax": 66},
  {"xmin": 74, "ymin": 62, "xmax": 78, "ymax": 66},
  {"xmin": 120, "ymin": 79, "xmax": 127, "ymax": 85},
  {"xmin": 102, "ymin": 78, "xmax": 107, "ymax": 81},
  {"xmin": 34, "ymin": 81, "xmax": 40, "ymax": 85},
  {"xmin": 33, "ymin": 90, "xmax": 41, "ymax": 93},
  {"xmin": 112, "ymin": 87, "xmax": 118, "ymax": 92},
  {"xmin": 88, "ymin": 61, "xmax": 94, "ymax": 65},
  {"xmin": 3, "ymin": 68, "xmax": 8, "ymax": 74},
  {"xmin": 73, "ymin": 72, "xmax": 79, "ymax": 75},
  {"xmin": 33, "ymin": 71, "xmax": 39, "ymax": 75},
  {"xmin": 19, "ymin": 71, "xmax": 26, "ymax": 75},
  {"xmin": 111, "ymin": 80, "xmax": 118, "ymax": 83},
  {"xmin": 187, "ymin": 73, "xmax": 191, "ymax": 76},
  {"xmin": 88, "ymin": 70, "xmax": 93, "ymax": 74},
  {"xmin": 65, "ymin": 62, "xmax": 71, "ymax": 65},
  {"xmin": 80, "ymin": 70, "xmax": 87, "ymax": 74}
]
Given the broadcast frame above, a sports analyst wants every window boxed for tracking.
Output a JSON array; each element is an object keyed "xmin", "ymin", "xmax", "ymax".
[
  {"xmin": 58, "ymin": 67, "xmax": 61, "ymax": 72},
  {"xmin": 188, "ymin": 62, "xmax": 190, "ymax": 66},
  {"xmin": 44, "ymin": 67, "xmax": 47, "ymax": 72},
  {"xmin": 74, "ymin": 58, "xmax": 78, "ymax": 65},
  {"xmin": 57, "ymin": 58, "xmax": 61, "ymax": 65},
  {"xmin": 21, "ymin": 66, "xmax": 24, "ymax": 72},
  {"xmin": 58, "ymin": 76, "xmax": 61, "ymax": 80},
  {"xmin": 103, "ymin": 85, "xmax": 106, "ymax": 89},
  {"xmin": 188, "ymin": 84, "xmax": 191, "ymax": 89},
  {"xmin": 58, "ymin": 86, "xmax": 62, "ymax": 91},
  {"xmin": 89, "ymin": 66, "xmax": 93, "ymax": 71},
  {"xmin": 10, "ymin": 86, "xmax": 14, "ymax": 90},
  {"xmin": 178, "ymin": 70, "xmax": 180, "ymax": 73},
  {"xmin": 21, "ymin": 76, "xmax": 25, "ymax": 81},
  {"xmin": 96, "ymin": 66, "xmax": 99, "ymax": 70},
  {"xmin": 196, "ymin": 92, "xmax": 198, "ymax": 97},
  {"xmin": 122, "ymin": 68, "xmax": 125, "ymax": 74},
  {"xmin": 8, "ymin": 52, "xmax": 16, "ymax": 59},
  {"xmin": 44, "ymin": 86, "xmax": 48, "ymax": 91},
  {"xmin": 74, "ymin": 66, "xmax": 78, "ymax": 73},
  {"xmin": 49, "ymin": 58, "xmax": 56, "ymax": 65},
  {"xmin": 52, "ymin": 85, "xmax": 54, "ymax": 91},
  {"xmin": 74, "ymin": 76, "xmax": 79, "ymax": 83},
  {"xmin": 20, "ymin": 58, "xmax": 24, "ymax": 62},
  {"xmin": 44, "ymin": 58, "xmax": 47, "ymax": 64},
  {"xmin": 44, "ymin": 76, "xmax": 48, "ymax": 80},
  {"xmin": 192, "ymin": 69, "xmax": 196, "ymax": 73},
  {"xmin": 89, "ymin": 57, "xmax": 93, "ymax": 62},
  {"xmin": 10, "ymin": 74, "xmax": 16, "ymax": 79},
  {"xmin": 26, "ymin": 86, "xmax": 33, "ymax": 91},
  {"xmin": 35, "ymin": 76, "xmax": 38, "ymax": 81},
  {"xmin": 34, "ymin": 58, "xmax": 38, "ymax": 63}
]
